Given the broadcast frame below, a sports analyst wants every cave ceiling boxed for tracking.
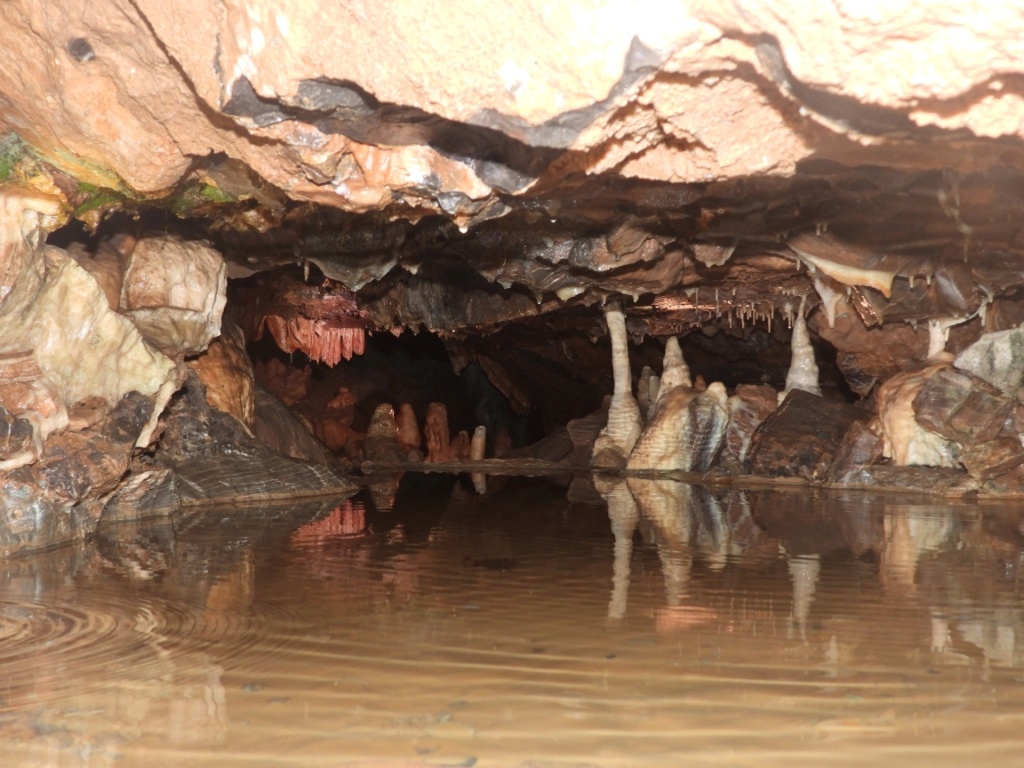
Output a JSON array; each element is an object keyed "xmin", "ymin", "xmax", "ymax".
[{"xmin": 3, "ymin": 0, "xmax": 1024, "ymax": 351}]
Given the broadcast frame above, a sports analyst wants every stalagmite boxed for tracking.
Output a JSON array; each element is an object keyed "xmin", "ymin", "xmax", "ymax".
[
  {"xmin": 424, "ymin": 402, "xmax": 452, "ymax": 463},
  {"xmin": 363, "ymin": 403, "xmax": 405, "ymax": 463},
  {"xmin": 784, "ymin": 296, "xmax": 821, "ymax": 397},
  {"xmin": 656, "ymin": 336, "xmax": 692, "ymax": 399},
  {"xmin": 591, "ymin": 300, "xmax": 642, "ymax": 469},
  {"xmin": 637, "ymin": 365, "xmax": 654, "ymax": 425},
  {"xmin": 927, "ymin": 318, "xmax": 948, "ymax": 360},
  {"xmin": 470, "ymin": 425, "xmax": 487, "ymax": 494},
  {"xmin": 395, "ymin": 403, "xmax": 421, "ymax": 456},
  {"xmin": 646, "ymin": 374, "xmax": 661, "ymax": 424}
]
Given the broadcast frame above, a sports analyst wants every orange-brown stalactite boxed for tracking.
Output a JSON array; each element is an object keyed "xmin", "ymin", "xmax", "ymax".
[
  {"xmin": 258, "ymin": 315, "xmax": 366, "ymax": 366},
  {"xmin": 230, "ymin": 270, "xmax": 370, "ymax": 366}
]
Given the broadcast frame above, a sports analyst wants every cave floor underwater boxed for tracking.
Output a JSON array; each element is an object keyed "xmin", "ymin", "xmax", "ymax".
[{"xmin": 1, "ymin": 472, "xmax": 1023, "ymax": 767}]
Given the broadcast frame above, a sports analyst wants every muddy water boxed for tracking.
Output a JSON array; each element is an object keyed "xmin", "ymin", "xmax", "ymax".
[{"xmin": 3, "ymin": 475, "xmax": 1024, "ymax": 767}]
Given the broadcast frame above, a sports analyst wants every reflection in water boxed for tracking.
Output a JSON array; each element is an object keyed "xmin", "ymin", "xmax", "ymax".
[{"xmin": 4, "ymin": 479, "xmax": 1024, "ymax": 765}]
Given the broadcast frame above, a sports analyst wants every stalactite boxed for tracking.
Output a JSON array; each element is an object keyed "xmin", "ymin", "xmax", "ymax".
[
  {"xmin": 784, "ymin": 296, "xmax": 821, "ymax": 397},
  {"xmin": 259, "ymin": 315, "xmax": 366, "ymax": 366}
]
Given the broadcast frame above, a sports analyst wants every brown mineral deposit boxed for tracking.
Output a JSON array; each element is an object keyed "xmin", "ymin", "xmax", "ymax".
[
  {"xmin": 396, "ymin": 403, "xmax": 421, "ymax": 452},
  {"xmin": 189, "ymin": 321, "xmax": 255, "ymax": 429},
  {"xmin": 424, "ymin": 402, "xmax": 451, "ymax": 463},
  {"xmin": 449, "ymin": 430, "xmax": 471, "ymax": 462},
  {"xmin": 363, "ymin": 403, "xmax": 405, "ymax": 463}
]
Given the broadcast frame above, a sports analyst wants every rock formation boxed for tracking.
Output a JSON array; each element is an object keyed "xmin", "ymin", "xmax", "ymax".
[
  {"xmin": 8, "ymin": 2, "xmax": 1024, "ymax": 550},
  {"xmin": 591, "ymin": 301, "xmax": 642, "ymax": 469}
]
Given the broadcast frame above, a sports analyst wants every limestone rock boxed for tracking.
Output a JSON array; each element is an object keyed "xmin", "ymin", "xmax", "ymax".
[
  {"xmin": 874, "ymin": 363, "xmax": 959, "ymax": 467},
  {"xmin": 188, "ymin": 321, "xmax": 255, "ymax": 430},
  {"xmin": 120, "ymin": 236, "xmax": 228, "ymax": 356},
  {"xmin": 828, "ymin": 420, "xmax": 885, "ymax": 483},
  {"xmin": 723, "ymin": 384, "xmax": 779, "ymax": 468},
  {"xmin": 627, "ymin": 383, "xmax": 728, "ymax": 473},
  {"xmin": 252, "ymin": 387, "xmax": 331, "ymax": 465},
  {"xmin": 748, "ymin": 390, "xmax": 868, "ymax": 480},
  {"xmin": 254, "ymin": 357, "xmax": 311, "ymax": 406},
  {"xmin": 912, "ymin": 367, "xmax": 1014, "ymax": 448},
  {"xmin": 954, "ymin": 326, "xmax": 1024, "ymax": 400}
]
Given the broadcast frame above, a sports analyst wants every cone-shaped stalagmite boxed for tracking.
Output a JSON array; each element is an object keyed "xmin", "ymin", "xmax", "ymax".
[
  {"xmin": 591, "ymin": 301, "xmax": 642, "ymax": 469},
  {"xmin": 627, "ymin": 337, "xmax": 727, "ymax": 473}
]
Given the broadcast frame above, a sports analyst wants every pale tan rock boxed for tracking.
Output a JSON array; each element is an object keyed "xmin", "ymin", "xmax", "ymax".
[
  {"xmin": 874, "ymin": 362, "xmax": 959, "ymax": 467},
  {"xmin": 0, "ymin": 0, "xmax": 1019, "ymax": 226},
  {"xmin": 0, "ymin": 189, "xmax": 180, "ymax": 448},
  {"xmin": 121, "ymin": 236, "xmax": 228, "ymax": 356},
  {"xmin": 188, "ymin": 321, "xmax": 255, "ymax": 429},
  {"xmin": 66, "ymin": 236, "xmax": 132, "ymax": 311}
]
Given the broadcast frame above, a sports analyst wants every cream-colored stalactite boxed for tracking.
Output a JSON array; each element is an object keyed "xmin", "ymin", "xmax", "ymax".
[
  {"xmin": 591, "ymin": 301, "xmax": 642, "ymax": 468},
  {"xmin": 784, "ymin": 296, "xmax": 821, "ymax": 397}
]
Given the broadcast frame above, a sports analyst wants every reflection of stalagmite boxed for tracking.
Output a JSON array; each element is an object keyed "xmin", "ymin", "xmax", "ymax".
[
  {"xmin": 880, "ymin": 506, "xmax": 956, "ymax": 595},
  {"xmin": 788, "ymin": 554, "xmax": 820, "ymax": 642},
  {"xmin": 875, "ymin": 363, "xmax": 958, "ymax": 466},
  {"xmin": 591, "ymin": 301, "xmax": 642, "ymax": 468},
  {"xmin": 628, "ymin": 478, "xmax": 694, "ymax": 606},
  {"xmin": 784, "ymin": 296, "xmax": 821, "ymax": 397},
  {"xmin": 597, "ymin": 478, "xmax": 639, "ymax": 619}
]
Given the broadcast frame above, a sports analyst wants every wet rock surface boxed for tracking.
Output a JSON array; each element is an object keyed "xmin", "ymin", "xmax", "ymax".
[{"xmin": 748, "ymin": 390, "xmax": 868, "ymax": 481}]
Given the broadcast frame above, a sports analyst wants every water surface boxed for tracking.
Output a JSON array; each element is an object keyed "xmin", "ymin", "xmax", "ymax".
[{"xmin": 3, "ymin": 474, "xmax": 1024, "ymax": 767}]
